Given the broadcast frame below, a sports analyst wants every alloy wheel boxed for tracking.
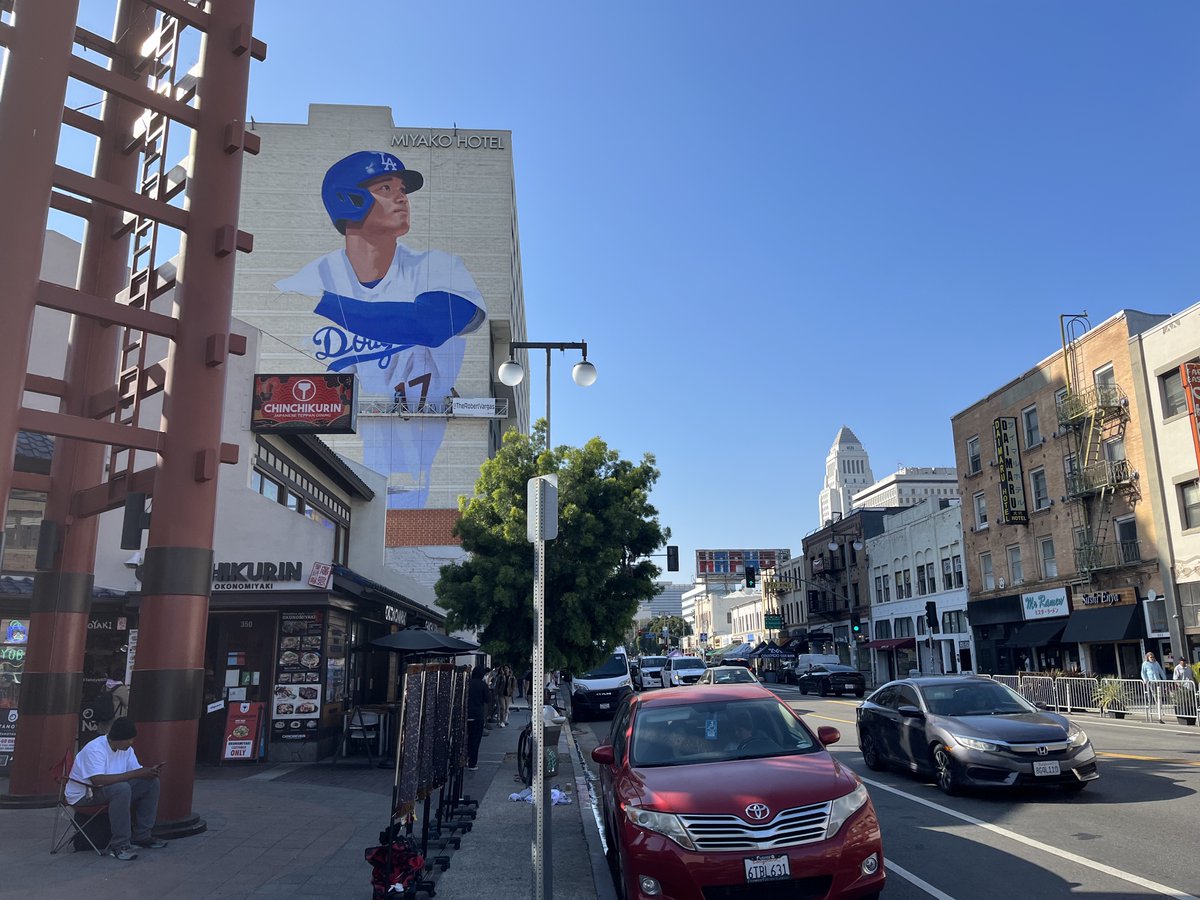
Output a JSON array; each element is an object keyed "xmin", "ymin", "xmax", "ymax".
[{"xmin": 934, "ymin": 746, "xmax": 960, "ymax": 796}]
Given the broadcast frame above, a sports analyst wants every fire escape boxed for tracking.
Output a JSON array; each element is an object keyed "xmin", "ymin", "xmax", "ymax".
[{"xmin": 1056, "ymin": 314, "xmax": 1141, "ymax": 587}]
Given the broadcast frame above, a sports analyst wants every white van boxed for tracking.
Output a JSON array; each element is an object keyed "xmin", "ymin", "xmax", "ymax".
[{"xmin": 569, "ymin": 647, "xmax": 633, "ymax": 720}]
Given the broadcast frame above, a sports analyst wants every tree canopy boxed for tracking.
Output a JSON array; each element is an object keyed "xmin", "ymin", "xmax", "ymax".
[{"xmin": 436, "ymin": 422, "xmax": 669, "ymax": 675}]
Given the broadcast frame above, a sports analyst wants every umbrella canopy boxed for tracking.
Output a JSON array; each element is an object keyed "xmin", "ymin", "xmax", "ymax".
[
  {"xmin": 749, "ymin": 643, "xmax": 795, "ymax": 659},
  {"xmin": 370, "ymin": 626, "xmax": 478, "ymax": 654}
]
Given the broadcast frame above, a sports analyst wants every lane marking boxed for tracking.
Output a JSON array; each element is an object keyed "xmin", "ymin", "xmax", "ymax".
[
  {"xmin": 862, "ymin": 777, "xmax": 1200, "ymax": 900},
  {"xmin": 802, "ymin": 712, "xmax": 857, "ymax": 726},
  {"xmin": 1097, "ymin": 751, "xmax": 1200, "ymax": 767},
  {"xmin": 884, "ymin": 858, "xmax": 959, "ymax": 900}
]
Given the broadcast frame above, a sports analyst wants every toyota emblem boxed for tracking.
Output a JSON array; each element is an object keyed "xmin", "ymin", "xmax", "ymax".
[
  {"xmin": 1036, "ymin": 746, "xmax": 1048, "ymax": 756},
  {"xmin": 744, "ymin": 803, "xmax": 771, "ymax": 821}
]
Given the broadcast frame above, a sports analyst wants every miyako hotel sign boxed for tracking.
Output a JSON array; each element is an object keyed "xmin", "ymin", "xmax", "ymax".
[{"xmin": 1022, "ymin": 587, "xmax": 1069, "ymax": 620}]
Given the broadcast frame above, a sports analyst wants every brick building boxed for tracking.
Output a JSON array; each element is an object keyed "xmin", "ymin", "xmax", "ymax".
[{"xmin": 952, "ymin": 310, "xmax": 1169, "ymax": 678}]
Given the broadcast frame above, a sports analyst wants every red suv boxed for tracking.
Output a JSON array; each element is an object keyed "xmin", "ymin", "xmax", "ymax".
[{"xmin": 591, "ymin": 685, "xmax": 885, "ymax": 899}]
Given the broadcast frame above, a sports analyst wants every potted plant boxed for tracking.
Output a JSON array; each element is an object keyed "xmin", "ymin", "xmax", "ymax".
[{"xmin": 1093, "ymin": 677, "xmax": 1126, "ymax": 719}]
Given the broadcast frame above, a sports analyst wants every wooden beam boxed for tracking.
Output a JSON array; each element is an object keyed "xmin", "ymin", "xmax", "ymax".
[
  {"xmin": 23, "ymin": 374, "xmax": 68, "ymax": 398},
  {"xmin": 37, "ymin": 280, "xmax": 179, "ymax": 339},
  {"xmin": 68, "ymin": 53, "xmax": 199, "ymax": 130},
  {"xmin": 18, "ymin": 408, "xmax": 164, "ymax": 453},
  {"xmin": 54, "ymin": 166, "xmax": 188, "ymax": 232},
  {"xmin": 143, "ymin": 0, "xmax": 211, "ymax": 31},
  {"xmin": 72, "ymin": 468, "xmax": 156, "ymax": 519},
  {"xmin": 12, "ymin": 472, "xmax": 52, "ymax": 493}
]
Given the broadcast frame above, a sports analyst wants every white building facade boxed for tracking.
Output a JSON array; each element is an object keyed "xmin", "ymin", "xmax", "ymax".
[
  {"xmin": 864, "ymin": 499, "xmax": 973, "ymax": 683},
  {"xmin": 852, "ymin": 466, "xmax": 960, "ymax": 510}
]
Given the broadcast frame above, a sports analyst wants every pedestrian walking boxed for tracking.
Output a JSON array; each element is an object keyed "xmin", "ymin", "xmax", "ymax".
[
  {"xmin": 497, "ymin": 666, "xmax": 515, "ymax": 727},
  {"xmin": 1142, "ymin": 651, "xmax": 1167, "ymax": 722},
  {"xmin": 466, "ymin": 665, "xmax": 490, "ymax": 770},
  {"xmin": 1174, "ymin": 658, "xmax": 1195, "ymax": 685}
]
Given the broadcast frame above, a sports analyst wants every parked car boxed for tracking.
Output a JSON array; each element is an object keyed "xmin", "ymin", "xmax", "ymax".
[
  {"xmin": 794, "ymin": 664, "xmax": 867, "ymax": 698},
  {"xmin": 570, "ymin": 648, "xmax": 633, "ymax": 721},
  {"xmin": 697, "ymin": 666, "xmax": 761, "ymax": 686},
  {"xmin": 634, "ymin": 656, "xmax": 669, "ymax": 690},
  {"xmin": 592, "ymin": 685, "xmax": 885, "ymax": 899},
  {"xmin": 855, "ymin": 676, "xmax": 1100, "ymax": 796},
  {"xmin": 666, "ymin": 656, "xmax": 708, "ymax": 686}
]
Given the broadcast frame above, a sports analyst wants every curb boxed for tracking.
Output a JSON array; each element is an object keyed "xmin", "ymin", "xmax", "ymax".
[{"xmin": 563, "ymin": 718, "xmax": 619, "ymax": 900}]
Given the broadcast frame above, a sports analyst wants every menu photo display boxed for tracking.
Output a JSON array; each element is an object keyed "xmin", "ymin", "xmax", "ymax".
[{"xmin": 273, "ymin": 611, "xmax": 324, "ymax": 742}]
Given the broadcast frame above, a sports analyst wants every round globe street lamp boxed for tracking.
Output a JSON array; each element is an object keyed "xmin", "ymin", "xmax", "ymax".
[{"xmin": 497, "ymin": 340, "xmax": 596, "ymax": 448}]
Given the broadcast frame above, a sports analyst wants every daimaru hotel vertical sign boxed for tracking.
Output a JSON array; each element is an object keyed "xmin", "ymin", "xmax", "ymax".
[{"xmin": 994, "ymin": 416, "xmax": 1028, "ymax": 525}]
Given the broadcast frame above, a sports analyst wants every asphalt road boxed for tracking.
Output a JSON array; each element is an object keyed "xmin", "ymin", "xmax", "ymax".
[{"xmin": 578, "ymin": 684, "xmax": 1200, "ymax": 899}]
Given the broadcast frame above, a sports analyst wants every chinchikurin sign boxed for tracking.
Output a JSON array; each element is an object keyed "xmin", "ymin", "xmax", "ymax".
[{"xmin": 251, "ymin": 374, "xmax": 357, "ymax": 434}]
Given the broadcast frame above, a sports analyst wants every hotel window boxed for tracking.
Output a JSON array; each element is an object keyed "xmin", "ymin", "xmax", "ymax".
[
  {"xmin": 1181, "ymin": 480, "xmax": 1200, "ymax": 531},
  {"xmin": 952, "ymin": 555, "xmax": 963, "ymax": 587},
  {"xmin": 942, "ymin": 610, "xmax": 968, "ymax": 634},
  {"xmin": 882, "ymin": 574, "xmax": 891, "ymax": 602},
  {"xmin": 874, "ymin": 575, "xmax": 884, "ymax": 603},
  {"xmin": 1029, "ymin": 467, "xmax": 1050, "ymax": 511},
  {"xmin": 1007, "ymin": 545, "xmax": 1024, "ymax": 585},
  {"xmin": 1040, "ymin": 538, "xmax": 1058, "ymax": 579},
  {"xmin": 875, "ymin": 620, "xmax": 891, "ymax": 639},
  {"xmin": 1115, "ymin": 516, "xmax": 1140, "ymax": 563},
  {"xmin": 1022, "ymin": 405, "xmax": 1041, "ymax": 447},
  {"xmin": 980, "ymin": 552, "xmax": 995, "ymax": 590},
  {"xmin": 941, "ymin": 556, "xmax": 952, "ymax": 590},
  {"xmin": 924, "ymin": 563, "xmax": 937, "ymax": 594},
  {"xmin": 894, "ymin": 617, "xmax": 914, "ymax": 638},
  {"xmin": 917, "ymin": 562, "xmax": 927, "ymax": 596},
  {"xmin": 1162, "ymin": 368, "xmax": 1189, "ymax": 418},
  {"xmin": 973, "ymin": 491, "xmax": 988, "ymax": 529},
  {"xmin": 916, "ymin": 616, "xmax": 925, "ymax": 636},
  {"xmin": 902, "ymin": 569, "xmax": 912, "ymax": 599},
  {"xmin": 966, "ymin": 436, "xmax": 981, "ymax": 475}
]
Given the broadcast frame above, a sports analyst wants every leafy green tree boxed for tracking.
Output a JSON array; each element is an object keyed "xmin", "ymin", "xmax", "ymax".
[
  {"xmin": 645, "ymin": 615, "xmax": 693, "ymax": 649},
  {"xmin": 436, "ymin": 422, "xmax": 669, "ymax": 675}
]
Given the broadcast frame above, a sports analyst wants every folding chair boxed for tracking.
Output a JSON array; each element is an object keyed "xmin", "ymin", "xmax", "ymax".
[
  {"xmin": 336, "ymin": 707, "xmax": 379, "ymax": 766},
  {"xmin": 50, "ymin": 750, "xmax": 109, "ymax": 856}
]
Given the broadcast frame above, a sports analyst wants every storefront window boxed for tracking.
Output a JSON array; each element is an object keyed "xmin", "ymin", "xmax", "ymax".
[
  {"xmin": 3, "ymin": 491, "xmax": 45, "ymax": 574},
  {"xmin": 326, "ymin": 611, "xmax": 348, "ymax": 705}
]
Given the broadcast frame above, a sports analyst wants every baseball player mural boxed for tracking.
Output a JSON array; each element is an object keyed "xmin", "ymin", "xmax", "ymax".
[{"xmin": 276, "ymin": 151, "xmax": 487, "ymax": 508}]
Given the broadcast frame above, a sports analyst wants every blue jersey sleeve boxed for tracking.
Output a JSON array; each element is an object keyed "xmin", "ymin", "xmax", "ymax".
[{"xmin": 314, "ymin": 290, "xmax": 485, "ymax": 348}]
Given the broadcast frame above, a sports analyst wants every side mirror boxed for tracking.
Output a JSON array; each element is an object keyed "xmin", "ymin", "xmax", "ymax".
[
  {"xmin": 591, "ymin": 744, "xmax": 615, "ymax": 765},
  {"xmin": 817, "ymin": 726, "xmax": 841, "ymax": 746},
  {"xmin": 897, "ymin": 705, "xmax": 924, "ymax": 719}
]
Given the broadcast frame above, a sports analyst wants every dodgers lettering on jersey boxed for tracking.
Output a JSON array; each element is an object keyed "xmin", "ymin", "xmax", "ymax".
[{"xmin": 275, "ymin": 243, "xmax": 486, "ymax": 398}]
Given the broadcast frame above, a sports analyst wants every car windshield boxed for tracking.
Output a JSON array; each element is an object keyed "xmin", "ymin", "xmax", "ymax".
[
  {"xmin": 640, "ymin": 657, "xmax": 667, "ymax": 668},
  {"xmin": 713, "ymin": 669, "xmax": 756, "ymax": 683},
  {"xmin": 630, "ymin": 697, "xmax": 819, "ymax": 766},
  {"xmin": 671, "ymin": 657, "xmax": 704, "ymax": 670},
  {"xmin": 580, "ymin": 653, "xmax": 628, "ymax": 678},
  {"xmin": 819, "ymin": 664, "xmax": 857, "ymax": 673},
  {"xmin": 920, "ymin": 681, "xmax": 1036, "ymax": 716}
]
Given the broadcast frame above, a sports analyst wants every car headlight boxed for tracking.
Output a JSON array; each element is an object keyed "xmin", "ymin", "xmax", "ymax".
[
  {"xmin": 571, "ymin": 682, "xmax": 587, "ymax": 695},
  {"xmin": 950, "ymin": 734, "xmax": 1002, "ymax": 753},
  {"xmin": 619, "ymin": 677, "xmax": 632, "ymax": 689},
  {"xmin": 623, "ymin": 805, "xmax": 696, "ymax": 850},
  {"xmin": 825, "ymin": 782, "xmax": 870, "ymax": 838},
  {"xmin": 1067, "ymin": 723, "xmax": 1088, "ymax": 747}
]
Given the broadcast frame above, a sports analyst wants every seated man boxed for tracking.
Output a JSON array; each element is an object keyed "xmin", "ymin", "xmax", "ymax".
[
  {"xmin": 66, "ymin": 717, "xmax": 167, "ymax": 860},
  {"xmin": 725, "ymin": 712, "xmax": 756, "ymax": 751}
]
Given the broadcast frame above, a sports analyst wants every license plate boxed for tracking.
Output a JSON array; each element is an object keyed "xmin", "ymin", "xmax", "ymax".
[
  {"xmin": 599, "ymin": 703, "xmax": 610, "ymax": 710},
  {"xmin": 745, "ymin": 854, "xmax": 790, "ymax": 883},
  {"xmin": 1033, "ymin": 761, "xmax": 1061, "ymax": 776}
]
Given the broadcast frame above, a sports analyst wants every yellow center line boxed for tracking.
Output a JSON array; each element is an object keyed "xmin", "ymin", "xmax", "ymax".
[
  {"xmin": 1097, "ymin": 751, "xmax": 1200, "ymax": 767},
  {"xmin": 800, "ymin": 712, "xmax": 857, "ymax": 726}
]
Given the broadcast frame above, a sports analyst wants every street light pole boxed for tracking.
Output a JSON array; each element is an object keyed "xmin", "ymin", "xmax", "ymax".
[{"xmin": 499, "ymin": 340, "xmax": 595, "ymax": 900}]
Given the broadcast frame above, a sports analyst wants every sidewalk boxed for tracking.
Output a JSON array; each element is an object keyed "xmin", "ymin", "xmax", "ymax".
[{"xmin": 0, "ymin": 698, "xmax": 615, "ymax": 899}]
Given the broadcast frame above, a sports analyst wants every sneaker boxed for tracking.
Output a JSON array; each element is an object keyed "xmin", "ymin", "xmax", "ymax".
[
  {"xmin": 468, "ymin": 765, "xmax": 479, "ymax": 771},
  {"xmin": 134, "ymin": 839, "xmax": 168, "ymax": 849},
  {"xmin": 109, "ymin": 847, "xmax": 138, "ymax": 861}
]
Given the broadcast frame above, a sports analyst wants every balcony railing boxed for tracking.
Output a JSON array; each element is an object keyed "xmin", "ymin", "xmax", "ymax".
[
  {"xmin": 807, "ymin": 597, "xmax": 849, "ymax": 620},
  {"xmin": 1074, "ymin": 540, "xmax": 1141, "ymax": 573},
  {"xmin": 1056, "ymin": 383, "xmax": 1126, "ymax": 427},
  {"xmin": 357, "ymin": 397, "xmax": 509, "ymax": 418},
  {"xmin": 1065, "ymin": 459, "xmax": 1135, "ymax": 498}
]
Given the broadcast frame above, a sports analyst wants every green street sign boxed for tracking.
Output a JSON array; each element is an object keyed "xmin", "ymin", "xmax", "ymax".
[{"xmin": 764, "ymin": 614, "xmax": 784, "ymax": 630}]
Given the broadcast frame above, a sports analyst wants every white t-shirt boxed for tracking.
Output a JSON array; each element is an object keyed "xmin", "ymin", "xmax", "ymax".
[{"xmin": 65, "ymin": 734, "xmax": 141, "ymax": 805}]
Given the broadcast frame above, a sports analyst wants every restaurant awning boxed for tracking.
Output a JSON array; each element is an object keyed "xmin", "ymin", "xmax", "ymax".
[
  {"xmin": 864, "ymin": 637, "xmax": 916, "ymax": 651},
  {"xmin": 1060, "ymin": 604, "xmax": 1145, "ymax": 644},
  {"xmin": 1003, "ymin": 619, "xmax": 1067, "ymax": 648}
]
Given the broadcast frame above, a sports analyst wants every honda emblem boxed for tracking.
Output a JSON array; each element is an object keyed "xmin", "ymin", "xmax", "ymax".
[{"xmin": 1036, "ymin": 746, "xmax": 1048, "ymax": 756}]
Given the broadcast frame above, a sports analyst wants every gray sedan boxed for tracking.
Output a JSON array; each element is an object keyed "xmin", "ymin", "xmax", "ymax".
[{"xmin": 855, "ymin": 676, "xmax": 1099, "ymax": 795}]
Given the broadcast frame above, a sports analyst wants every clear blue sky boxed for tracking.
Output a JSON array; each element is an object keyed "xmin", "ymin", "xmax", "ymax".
[{"xmin": 68, "ymin": 1, "xmax": 1200, "ymax": 580}]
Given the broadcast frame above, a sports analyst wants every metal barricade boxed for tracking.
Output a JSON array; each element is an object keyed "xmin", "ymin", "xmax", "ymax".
[
  {"xmin": 1109, "ymin": 678, "xmax": 1150, "ymax": 720},
  {"xmin": 1053, "ymin": 676, "xmax": 1100, "ymax": 714},
  {"xmin": 1016, "ymin": 674, "xmax": 1055, "ymax": 708},
  {"xmin": 1155, "ymin": 681, "xmax": 1198, "ymax": 726},
  {"xmin": 989, "ymin": 675, "xmax": 1020, "ymax": 691}
]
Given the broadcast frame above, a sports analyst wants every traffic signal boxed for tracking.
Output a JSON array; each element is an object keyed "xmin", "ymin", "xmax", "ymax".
[
  {"xmin": 850, "ymin": 610, "xmax": 863, "ymax": 638},
  {"xmin": 745, "ymin": 565, "xmax": 757, "ymax": 588},
  {"xmin": 925, "ymin": 600, "xmax": 939, "ymax": 633},
  {"xmin": 666, "ymin": 545, "xmax": 679, "ymax": 572}
]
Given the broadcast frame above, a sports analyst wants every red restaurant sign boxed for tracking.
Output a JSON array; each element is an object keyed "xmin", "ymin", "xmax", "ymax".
[
  {"xmin": 222, "ymin": 702, "xmax": 264, "ymax": 761},
  {"xmin": 251, "ymin": 374, "xmax": 357, "ymax": 434},
  {"xmin": 1184, "ymin": 363, "xmax": 1200, "ymax": 478}
]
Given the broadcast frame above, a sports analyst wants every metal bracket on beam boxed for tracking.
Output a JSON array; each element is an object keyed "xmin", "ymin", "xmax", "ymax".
[
  {"xmin": 222, "ymin": 123, "xmax": 260, "ymax": 155},
  {"xmin": 214, "ymin": 224, "xmax": 253, "ymax": 257},
  {"xmin": 232, "ymin": 25, "xmax": 268, "ymax": 61}
]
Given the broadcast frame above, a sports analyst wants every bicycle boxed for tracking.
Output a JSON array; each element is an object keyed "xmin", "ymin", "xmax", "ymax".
[{"xmin": 516, "ymin": 688, "xmax": 563, "ymax": 786}]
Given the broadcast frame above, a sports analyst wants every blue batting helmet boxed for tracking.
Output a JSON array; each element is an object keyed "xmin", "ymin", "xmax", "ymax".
[{"xmin": 321, "ymin": 151, "xmax": 424, "ymax": 232}]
